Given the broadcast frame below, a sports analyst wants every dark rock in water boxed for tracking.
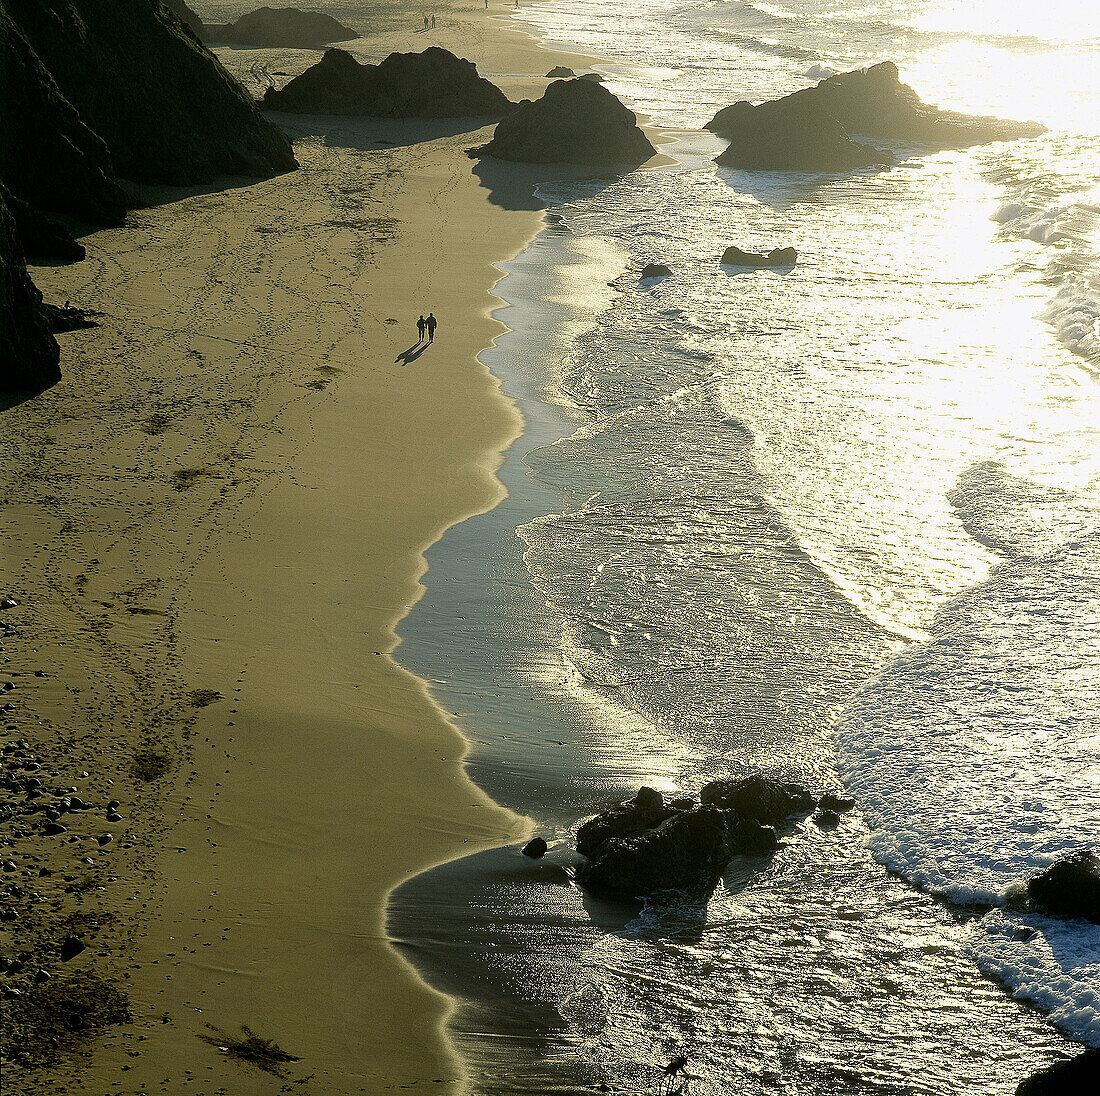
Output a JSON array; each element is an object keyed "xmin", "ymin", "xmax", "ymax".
[
  {"xmin": 162, "ymin": 0, "xmax": 205, "ymax": 41},
  {"xmin": 1, "ymin": 0, "xmax": 296, "ymax": 219},
  {"xmin": 813, "ymin": 809, "xmax": 840, "ymax": 829},
  {"xmin": 720, "ymin": 246, "xmax": 797, "ymax": 267},
  {"xmin": 576, "ymin": 805, "xmax": 777, "ymax": 900},
  {"xmin": 0, "ymin": 192, "xmax": 61, "ymax": 395},
  {"xmin": 60, "ymin": 935, "xmax": 86, "ymax": 961},
  {"xmin": 576, "ymin": 788, "xmax": 680, "ymax": 858},
  {"xmin": 579, "ymin": 73, "xmax": 604, "ymax": 82},
  {"xmin": 545, "ymin": 66, "xmax": 575, "ymax": 78},
  {"xmin": 1016, "ymin": 1048, "xmax": 1100, "ymax": 1095},
  {"xmin": 708, "ymin": 61, "xmax": 1044, "ymax": 172},
  {"xmin": 819, "ymin": 792, "xmax": 856, "ymax": 813},
  {"xmin": 634, "ymin": 785, "xmax": 663, "ymax": 811},
  {"xmin": 522, "ymin": 837, "xmax": 548, "ymax": 859},
  {"xmin": 264, "ymin": 47, "xmax": 512, "ymax": 118},
  {"xmin": 224, "ymin": 6, "xmax": 359, "ymax": 48},
  {"xmin": 1026, "ymin": 850, "xmax": 1100, "ymax": 923},
  {"xmin": 469, "ymin": 78, "xmax": 656, "ymax": 168},
  {"xmin": 699, "ymin": 774, "xmax": 816, "ymax": 826},
  {"xmin": 640, "ymin": 263, "xmax": 672, "ymax": 279}
]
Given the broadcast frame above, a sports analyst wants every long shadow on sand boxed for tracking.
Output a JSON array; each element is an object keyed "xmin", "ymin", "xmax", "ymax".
[
  {"xmin": 471, "ymin": 157, "xmax": 619, "ymax": 212},
  {"xmin": 395, "ymin": 340, "xmax": 430, "ymax": 364}
]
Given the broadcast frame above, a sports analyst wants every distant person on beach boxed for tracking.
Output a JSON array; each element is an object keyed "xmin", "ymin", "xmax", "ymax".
[
  {"xmin": 417, "ymin": 315, "xmax": 427, "ymax": 341},
  {"xmin": 426, "ymin": 313, "xmax": 437, "ymax": 342},
  {"xmin": 431, "ymin": 14, "xmax": 436, "ymax": 27},
  {"xmin": 423, "ymin": 14, "xmax": 429, "ymax": 29}
]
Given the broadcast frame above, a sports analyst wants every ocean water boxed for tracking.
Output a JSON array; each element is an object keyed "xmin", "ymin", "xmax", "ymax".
[
  {"xmin": 393, "ymin": 0, "xmax": 1100, "ymax": 1091},
  {"xmin": 196, "ymin": 0, "xmax": 1099, "ymax": 1089}
]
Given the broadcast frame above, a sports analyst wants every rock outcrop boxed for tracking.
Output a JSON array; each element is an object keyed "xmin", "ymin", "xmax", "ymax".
[
  {"xmin": 1026, "ymin": 850, "xmax": 1100, "ymax": 923},
  {"xmin": 573, "ymin": 782, "xmax": 790, "ymax": 901},
  {"xmin": 708, "ymin": 61, "xmax": 1044, "ymax": 172},
  {"xmin": 576, "ymin": 804, "xmax": 778, "ymax": 900},
  {"xmin": 1016, "ymin": 1048, "xmax": 1100, "ymax": 1095},
  {"xmin": 264, "ymin": 47, "xmax": 513, "ymax": 118},
  {"xmin": 469, "ymin": 78, "xmax": 656, "ymax": 168},
  {"xmin": 698, "ymin": 774, "xmax": 816, "ymax": 826},
  {"xmin": 0, "ymin": 0, "xmax": 296, "ymax": 257},
  {"xmin": 223, "ymin": 6, "xmax": 359, "ymax": 49},
  {"xmin": 1, "ymin": 192, "xmax": 60, "ymax": 395},
  {"xmin": 720, "ymin": 246, "xmax": 797, "ymax": 267}
]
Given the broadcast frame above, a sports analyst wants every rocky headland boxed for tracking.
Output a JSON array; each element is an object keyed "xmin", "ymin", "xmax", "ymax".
[
  {"xmin": 264, "ymin": 47, "xmax": 513, "ymax": 118},
  {"xmin": 708, "ymin": 61, "xmax": 1046, "ymax": 172},
  {"xmin": 469, "ymin": 77, "xmax": 656, "ymax": 167},
  {"xmin": 0, "ymin": 192, "xmax": 61, "ymax": 395},
  {"xmin": 220, "ymin": 6, "xmax": 360, "ymax": 49}
]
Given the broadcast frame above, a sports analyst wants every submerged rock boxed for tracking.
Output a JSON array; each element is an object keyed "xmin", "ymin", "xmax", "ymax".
[
  {"xmin": 224, "ymin": 6, "xmax": 359, "ymax": 48},
  {"xmin": 469, "ymin": 78, "xmax": 656, "ymax": 168},
  {"xmin": 264, "ymin": 47, "xmax": 512, "ymax": 118},
  {"xmin": 698, "ymin": 774, "xmax": 816, "ymax": 826},
  {"xmin": 1016, "ymin": 1048, "xmax": 1100, "ymax": 1095},
  {"xmin": 707, "ymin": 61, "xmax": 1044, "ymax": 172},
  {"xmin": 720, "ymin": 246, "xmax": 797, "ymax": 267},
  {"xmin": 640, "ymin": 263, "xmax": 672, "ymax": 279},
  {"xmin": 1026, "ymin": 850, "xmax": 1100, "ymax": 923}
]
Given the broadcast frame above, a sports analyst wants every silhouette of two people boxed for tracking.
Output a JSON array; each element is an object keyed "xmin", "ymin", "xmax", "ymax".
[{"xmin": 416, "ymin": 313, "xmax": 437, "ymax": 343}]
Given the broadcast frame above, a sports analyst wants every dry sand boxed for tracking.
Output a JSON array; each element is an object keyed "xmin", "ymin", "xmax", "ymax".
[{"xmin": 0, "ymin": 7, "xmax": 663, "ymax": 1095}]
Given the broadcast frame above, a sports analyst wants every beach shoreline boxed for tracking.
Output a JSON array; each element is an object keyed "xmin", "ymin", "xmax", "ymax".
[{"xmin": 0, "ymin": 5, "xmax": 648, "ymax": 1092}]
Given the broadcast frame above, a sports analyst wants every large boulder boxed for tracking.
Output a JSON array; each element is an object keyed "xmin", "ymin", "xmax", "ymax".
[
  {"xmin": 469, "ymin": 78, "xmax": 656, "ymax": 168},
  {"xmin": 0, "ymin": 0, "xmax": 297, "ymax": 205},
  {"xmin": 1016, "ymin": 1049, "xmax": 1100, "ymax": 1095},
  {"xmin": 698, "ymin": 774, "xmax": 816, "ymax": 826},
  {"xmin": 576, "ymin": 805, "xmax": 777, "ymax": 900},
  {"xmin": 0, "ymin": 191, "xmax": 61, "ymax": 395},
  {"xmin": 707, "ymin": 61, "xmax": 1044, "ymax": 172},
  {"xmin": 223, "ymin": 6, "xmax": 359, "ymax": 49},
  {"xmin": 712, "ymin": 98, "xmax": 891, "ymax": 172},
  {"xmin": 576, "ymin": 786, "xmax": 679, "ymax": 859},
  {"xmin": 264, "ymin": 47, "xmax": 513, "ymax": 118},
  {"xmin": 1026, "ymin": 850, "xmax": 1100, "ymax": 923}
]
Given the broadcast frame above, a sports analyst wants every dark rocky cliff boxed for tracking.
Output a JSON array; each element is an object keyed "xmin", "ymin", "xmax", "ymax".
[{"xmin": 0, "ymin": 191, "xmax": 61, "ymax": 395}]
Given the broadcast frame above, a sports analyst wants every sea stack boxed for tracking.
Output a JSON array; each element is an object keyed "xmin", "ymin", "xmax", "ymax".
[
  {"xmin": 222, "ymin": 6, "xmax": 360, "ymax": 49},
  {"xmin": 708, "ymin": 61, "xmax": 1046, "ymax": 172},
  {"xmin": 469, "ymin": 78, "xmax": 657, "ymax": 168},
  {"xmin": 264, "ymin": 47, "xmax": 513, "ymax": 118}
]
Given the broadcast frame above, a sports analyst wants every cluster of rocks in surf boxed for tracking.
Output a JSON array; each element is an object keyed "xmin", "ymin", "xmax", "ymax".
[
  {"xmin": 264, "ymin": 47, "xmax": 514, "ymax": 118},
  {"xmin": 571, "ymin": 775, "xmax": 853, "ymax": 901},
  {"xmin": 707, "ymin": 61, "xmax": 1045, "ymax": 172}
]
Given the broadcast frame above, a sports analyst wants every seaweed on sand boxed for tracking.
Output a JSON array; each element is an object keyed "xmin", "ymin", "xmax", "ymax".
[{"xmin": 199, "ymin": 1024, "xmax": 301, "ymax": 1076}]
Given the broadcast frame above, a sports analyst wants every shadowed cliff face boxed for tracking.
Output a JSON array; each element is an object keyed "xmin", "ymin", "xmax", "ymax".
[{"xmin": 0, "ymin": 191, "xmax": 60, "ymax": 396}]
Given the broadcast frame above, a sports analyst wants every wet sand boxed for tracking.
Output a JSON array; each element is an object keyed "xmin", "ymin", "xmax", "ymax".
[{"xmin": 0, "ymin": 8, "xmax": 653, "ymax": 1094}]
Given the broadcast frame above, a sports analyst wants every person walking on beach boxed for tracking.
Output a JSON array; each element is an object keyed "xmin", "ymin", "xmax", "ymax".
[
  {"xmin": 426, "ymin": 313, "xmax": 437, "ymax": 342},
  {"xmin": 417, "ymin": 314, "xmax": 427, "ymax": 342}
]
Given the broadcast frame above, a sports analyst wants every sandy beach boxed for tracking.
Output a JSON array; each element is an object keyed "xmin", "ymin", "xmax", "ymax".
[{"xmin": 0, "ymin": 6, "xmax": 648, "ymax": 1093}]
